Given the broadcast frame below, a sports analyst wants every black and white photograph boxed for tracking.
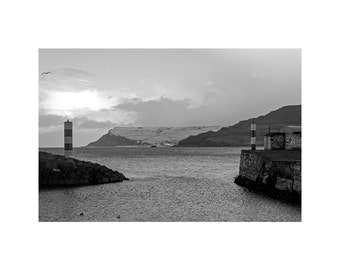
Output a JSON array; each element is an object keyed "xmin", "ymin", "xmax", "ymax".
[
  {"xmin": 39, "ymin": 49, "xmax": 301, "ymax": 222},
  {"xmin": 2, "ymin": 1, "xmax": 340, "ymax": 269}
]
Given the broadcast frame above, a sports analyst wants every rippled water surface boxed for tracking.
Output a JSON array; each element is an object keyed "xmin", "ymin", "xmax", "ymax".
[{"xmin": 39, "ymin": 147, "xmax": 301, "ymax": 222}]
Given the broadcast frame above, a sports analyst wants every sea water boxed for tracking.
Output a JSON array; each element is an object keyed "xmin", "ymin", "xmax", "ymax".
[{"xmin": 39, "ymin": 147, "xmax": 301, "ymax": 222}]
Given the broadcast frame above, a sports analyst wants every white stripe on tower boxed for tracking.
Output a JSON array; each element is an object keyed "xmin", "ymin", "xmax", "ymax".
[
  {"xmin": 64, "ymin": 120, "xmax": 73, "ymax": 151},
  {"xmin": 251, "ymin": 119, "xmax": 256, "ymax": 150}
]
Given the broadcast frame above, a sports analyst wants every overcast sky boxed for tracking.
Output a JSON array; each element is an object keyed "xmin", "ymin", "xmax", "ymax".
[{"xmin": 39, "ymin": 49, "xmax": 301, "ymax": 147}]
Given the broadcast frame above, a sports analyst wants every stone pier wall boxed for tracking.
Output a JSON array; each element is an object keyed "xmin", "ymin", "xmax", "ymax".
[
  {"xmin": 236, "ymin": 150, "xmax": 301, "ymax": 202},
  {"xmin": 262, "ymin": 160, "xmax": 301, "ymax": 194},
  {"xmin": 239, "ymin": 150, "xmax": 266, "ymax": 181}
]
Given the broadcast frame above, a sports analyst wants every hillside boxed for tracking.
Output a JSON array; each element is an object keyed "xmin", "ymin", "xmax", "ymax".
[
  {"xmin": 108, "ymin": 126, "xmax": 221, "ymax": 146},
  {"xmin": 87, "ymin": 132, "xmax": 140, "ymax": 147},
  {"xmin": 176, "ymin": 105, "xmax": 301, "ymax": 147}
]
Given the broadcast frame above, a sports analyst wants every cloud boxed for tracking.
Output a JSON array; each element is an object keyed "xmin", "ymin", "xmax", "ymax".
[
  {"xmin": 40, "ymin": 67, "xmax": 95, "ymax": 93},
  {"xmin": 40, "ymin": 90, "xmax": 115, "ymax": 115},
  {"xmin": 78, "ymin": 119, "xmax": 114, "ymax": 129},
  {"xmin": 114, "ymin": 96, "xmax": 194, "ymax": 126},
  {"xmin": 58, "ymin": 68, "xmax": 95, "ymax": 78},
  {"xmin": 39, "ymin": 114, "xmax": 66, "ymax": 127},
  {"xmin": 40, "ymin": 67, "xmax": 95, "ymax": 81},
  {"xmin": 112, "ymin": 88, "xmax": 251, "ymax": 127},
  {"xmin": 39, "ymin": 67, "xmax": 139, "ymax": 118},
  {"xmin": 40, "ymin": 114, "xmax": 114, "ymax": 130}
]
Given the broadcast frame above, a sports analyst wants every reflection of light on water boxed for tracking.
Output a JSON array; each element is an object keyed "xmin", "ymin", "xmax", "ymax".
[{"xmin": 39, "ymin": 147, "xmax": 301, "ymax": 222}]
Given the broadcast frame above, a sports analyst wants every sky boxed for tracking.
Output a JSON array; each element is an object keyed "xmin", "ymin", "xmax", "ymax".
[{"xmin": 39, "ymin": 49, "xmax": 301, "ymax": 147}]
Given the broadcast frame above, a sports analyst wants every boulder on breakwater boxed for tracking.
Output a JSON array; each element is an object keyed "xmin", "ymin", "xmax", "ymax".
[{"xmin": 39, "ymin": 151, "xmax": 128, "ymax": 188}]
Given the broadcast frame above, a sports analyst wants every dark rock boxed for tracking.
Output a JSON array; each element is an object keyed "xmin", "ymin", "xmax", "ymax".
[{"xmin": 39, "ymin": 151, "xmax": 128, "ymax": 188}]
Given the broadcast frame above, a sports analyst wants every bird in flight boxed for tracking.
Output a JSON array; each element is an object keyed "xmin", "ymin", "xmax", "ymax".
[{"xmin": 41, "ymin": 71, "xmax": 53, "ymax": 75}]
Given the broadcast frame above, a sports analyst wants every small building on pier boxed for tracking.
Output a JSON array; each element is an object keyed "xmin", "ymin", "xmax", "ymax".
[
  {"xmin": 264, "ymin": 132, "xmax": 285, "ymax": 150},
  {"xmin": 279, "ymin": 126, "xmax": 301, "ymax": 150},
  {"xmin": 264, "ymin": 125, "xmax": 301, "ymax": 150}
]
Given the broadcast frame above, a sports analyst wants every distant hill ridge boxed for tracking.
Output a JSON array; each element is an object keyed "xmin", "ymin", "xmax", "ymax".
[
  {"xmin": 107, "ymin": 126, "xmax": 220, "ymax": 145},
  {"xmin": 87, "ymin": 132, "xmax": 140, "ymax": 147},
  {"xmin": 176, "ymin": 105, "xmax": 301, "ymax": 147},
  {"xmin": 86, "ymin": 125, "xmax": 221, "ymax": 147}
]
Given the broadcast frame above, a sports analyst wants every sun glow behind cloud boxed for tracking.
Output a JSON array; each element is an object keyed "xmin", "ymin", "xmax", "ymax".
[{"xmin": 41, "ymin": 90, "xmax": 114, "ymax": 116}]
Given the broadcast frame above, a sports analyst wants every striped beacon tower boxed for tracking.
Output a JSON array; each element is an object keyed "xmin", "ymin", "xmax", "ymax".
[
  {"xmin": 251, "ymin": 118, "xmax": 256, "ymax": 150},
  {"xmin": 64, "ymin": 120, "xmax": 73, "ymax": 151}
]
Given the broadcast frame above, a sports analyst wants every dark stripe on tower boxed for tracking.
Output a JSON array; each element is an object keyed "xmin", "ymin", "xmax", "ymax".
[
  {"xmin": 64, "ymin": 143, "xmax": 73, "ymax": 151},
  {"xmin": 64, "ymin": 129, "xmax": 72, "ymax": 137}
]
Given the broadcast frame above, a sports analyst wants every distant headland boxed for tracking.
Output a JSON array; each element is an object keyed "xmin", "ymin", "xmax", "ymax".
[{"xmin": 85, "ymin": 105, "xmax": 301, "ymax": 147}]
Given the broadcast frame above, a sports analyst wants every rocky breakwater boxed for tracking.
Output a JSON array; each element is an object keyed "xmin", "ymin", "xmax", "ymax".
[{"xmin": 39, "ymin": 151, "xmax": 129, "ymax": 188}]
